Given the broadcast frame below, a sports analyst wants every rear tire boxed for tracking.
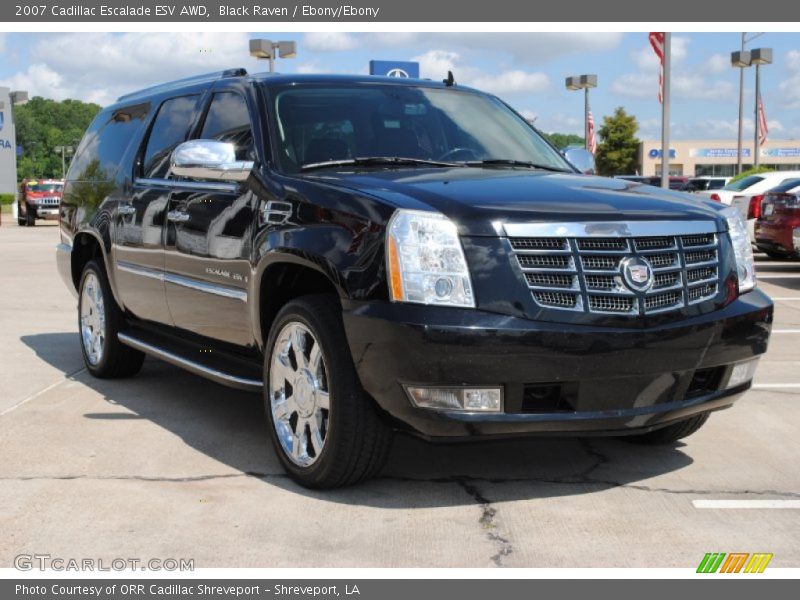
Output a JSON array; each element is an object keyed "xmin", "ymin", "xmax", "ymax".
[
  {"xmin": 263, "ymin": 294, "xmax": 393, "ymax": 489},
  {"xmin": 17, "ymin": 203, "xmax": 26, "ymax": 226},
  {"xmin": 623, "ymin": 414, "xmax": 710, "ymax": 445},
  {"xmin": 78, "ymin": 259, "xmax": 145, "ymax": 378}
]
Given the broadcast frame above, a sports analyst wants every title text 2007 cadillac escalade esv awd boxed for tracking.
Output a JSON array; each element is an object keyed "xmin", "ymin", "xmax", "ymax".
[{"xmin": 56, "ymin": 70, "xmax": 773, "ymax": 488}]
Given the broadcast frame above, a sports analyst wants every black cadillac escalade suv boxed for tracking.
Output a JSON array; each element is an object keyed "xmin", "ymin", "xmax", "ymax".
[{"xmin": 57, "ymin": 70, "xmax": 772, "ymax": 488}]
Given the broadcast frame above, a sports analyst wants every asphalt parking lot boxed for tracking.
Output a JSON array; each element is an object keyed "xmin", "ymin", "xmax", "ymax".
[{"xmin": 1, "ymin": 219, "xmax": 798, "ymax": 569}]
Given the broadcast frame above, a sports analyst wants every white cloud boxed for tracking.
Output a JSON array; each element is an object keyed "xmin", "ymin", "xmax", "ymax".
[
  {"xmin": 295, "ymin": 61, "xmax": 324, "ymax": 74},
  {"xmin": 786, "ymin": 50, "xmax": 800, "ymax": 72},
  {"xmin": 303, "ymin": 32, "xmax": 358, "ymax": 52},
  {"xmin": 631, "ymin": 35, "xmax": 690, "ymax": 70},
  {"xmin": 308, "ymin": 32, "xmax": 622, "ymax": 67},
  {"xmin": 667, "ymin": 117, "xmax": 785, "ymax": 140},
  {"xmin": 413, "ymin": 49, "xmax": 460, "ymax": 77},
  {"xmin": 472, "ymin": 70, "xmax": 549, "ymax": 95},
  {"xmin": 412, "ymin": 49, "xmax": 549, "ymax": 96},
  {"xmin": 702, "ymin": 53, "xmax": 730, "ymax": 75},
  {"xmin": 0, "ymin": 32, "xmax": 268, "ymax": 106},
  {"xmin": 538, "ymin": 112, "xmax": 583, "ymax": 136}
]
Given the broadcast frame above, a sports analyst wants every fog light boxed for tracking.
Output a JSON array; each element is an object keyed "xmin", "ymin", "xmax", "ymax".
[
  {"xmin": 405, "ymin": 386, "xmax": 503, "ymax": 412},
  {"xmin": 793, "ymin": 228, "xmax": 800, "ymax": 252},
  {"xmin": 726, "ymin": 359, "xmax": 759, "ymax": 389}
]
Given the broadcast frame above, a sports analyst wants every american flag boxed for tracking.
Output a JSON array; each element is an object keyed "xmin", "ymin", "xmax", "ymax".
[
  {"xmin": 648, "ymin": 32, "xmax": 665, "ymax": 103},
  {"xmin": 587, "ymin": 110, "xmax": 597, "ymax": 155},
  {"xmin": 758, "ymin": 95, "xmax": 769, "ymax": 146}
]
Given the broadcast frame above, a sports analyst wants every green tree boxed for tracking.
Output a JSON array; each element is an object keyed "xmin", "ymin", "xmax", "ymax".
[
  {"xmin": 595, "ymin": 107, "xmax": 640, "ymax": 176},
  {"xmin": 544, "ymin": 132, "xmax": 585, "ymax": 150},
  {"xmin": 729, "ymin": 166, "xmax": 774, "ymax": 185},
  {"xmin": 14, "ymin": 97, "xmax": 101, "ymax": 182}
]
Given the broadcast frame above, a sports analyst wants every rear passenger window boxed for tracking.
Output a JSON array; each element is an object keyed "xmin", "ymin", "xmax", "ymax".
[
  {"xmin": 67, "ymin": 103, "xmax": 149, "ymax": 182},
  {"xmin": 199, "ymin": 92, "xmax": 254, "ymax": 160},
  {"xmin": 141, "ymin": 95, "xmax": 199, "ymax": 179}
]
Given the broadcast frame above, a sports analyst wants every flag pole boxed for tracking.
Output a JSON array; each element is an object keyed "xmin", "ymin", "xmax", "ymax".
[
  {"xmin": 660, "ymin": 33, "xmax": 671, "ymax": 189},
  {"xmin": 754, "ymin": 64, "xmax": 761, "ymax": 168}
]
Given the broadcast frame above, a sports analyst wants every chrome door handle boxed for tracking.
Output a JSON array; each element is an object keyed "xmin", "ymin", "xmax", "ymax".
[
  {"xmin": 167, "ymin": 210, "xmax": 190, "ymax": 223},
  {"xmin": 118, "ymin": 204, "xmax": 136, "ymax": 216}
]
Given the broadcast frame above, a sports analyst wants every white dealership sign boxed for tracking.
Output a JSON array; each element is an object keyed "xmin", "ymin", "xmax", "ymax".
[{"xmin": 0, "ymin": 87, "xmax": 19, "ymax": 196}]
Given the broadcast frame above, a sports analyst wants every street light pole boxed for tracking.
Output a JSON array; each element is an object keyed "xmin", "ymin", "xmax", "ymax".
[
  {"xmin": 751, "ymin": 47, "xmax": 773, "ymax": 169},
  {"xmin": 660, "ymin": 33, "xmax": 671, "ymax": 189},
  {"xmin": 249, "ymin": 39, "xmax": 297, "ymax": 73},
  {"xmin": 735, "ymin": 34, "xmax": 748, "ymax": 175},
  {"xmin": 565, "ymin": 74, "xmax": 598, "ymax": 151}
]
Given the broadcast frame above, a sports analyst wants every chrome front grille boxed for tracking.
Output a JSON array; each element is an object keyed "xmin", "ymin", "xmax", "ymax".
[{"xmin": 509, "ymin": 227, "xmax": 721, "ymax": 316}]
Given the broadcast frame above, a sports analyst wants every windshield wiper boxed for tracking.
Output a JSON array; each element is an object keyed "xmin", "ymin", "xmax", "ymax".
[
  {"xmin": 463, "ymin": 159, "xmax": 572, "ymax": 173},
  {"xmin": 300, "ymin": 156, "xmax": 463, "ymax": 171}
]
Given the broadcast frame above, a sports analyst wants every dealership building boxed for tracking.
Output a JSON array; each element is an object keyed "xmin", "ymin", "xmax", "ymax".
[{"xmin": 639, "ymin": 139, "xmax": 800, "ymax": 177}]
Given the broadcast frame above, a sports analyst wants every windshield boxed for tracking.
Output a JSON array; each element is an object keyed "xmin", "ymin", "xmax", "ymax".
[
  {"xmin": 724, "ymin": 175, "xmax": 764, "ymax": 192},
  {"xmin": 26, "ymin": 183, "xmax": 63, "ymax": 193},
  {"xmin": 269, "ymin": 84, "xmax": 572, "ymax": 174}
]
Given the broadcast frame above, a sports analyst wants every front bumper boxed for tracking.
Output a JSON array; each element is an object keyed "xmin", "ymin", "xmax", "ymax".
[
  {"xmin": 36, "ymin": 207, "xmax": 60, "ymax": 220},
  {"xmin": 342, "ymin": 290, "xmax": 773, "ymax": 439}
]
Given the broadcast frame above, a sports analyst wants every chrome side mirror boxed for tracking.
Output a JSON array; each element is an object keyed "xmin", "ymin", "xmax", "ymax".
[
  {"xmin": 170, "ymin": 140, "xmax": 253, "ymax": 182},
  {"xmin": 563, "ymin": 147, "xmax": 596, "ymax": 175}
]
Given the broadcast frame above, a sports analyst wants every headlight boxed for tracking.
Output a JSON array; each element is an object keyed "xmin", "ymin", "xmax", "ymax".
[
  {"xmin": 722, "ymin": 206, "xmax": 756, "ymax": 293},
  {"xmin": 386, "ymin": 209, "xmax": 475, "ymax": 307}
]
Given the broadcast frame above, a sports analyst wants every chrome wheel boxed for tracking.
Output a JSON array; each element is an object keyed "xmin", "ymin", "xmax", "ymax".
[
  {"xmin": 80, "ymin": 272, "xmax": 106, "ymax": 366},
  {"xmin": 269, "ymin": 322, "xmax": 330, "ymax": 467}
]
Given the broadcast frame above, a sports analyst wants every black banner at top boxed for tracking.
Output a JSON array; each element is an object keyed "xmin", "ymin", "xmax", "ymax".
[{"xmin": 4, "ymin": 0, "xmax": 800, "ymax": 22}]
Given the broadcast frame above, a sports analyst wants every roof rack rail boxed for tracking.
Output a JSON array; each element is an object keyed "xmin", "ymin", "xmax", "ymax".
[{"xmin": 116, "ymin": 68, "xmax": 248, "ymax": 102}]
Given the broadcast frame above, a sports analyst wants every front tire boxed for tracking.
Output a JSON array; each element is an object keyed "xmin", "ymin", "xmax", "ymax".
[
  {"xmin": 264, "ymin": 294, "xmax": 392, "ymax": 488},
  {"xmin": 78, "ymin": 259, "xmax": 145, "ymax": 378},
  {"xmin": 623, "ymin": 414, "xmax": 710, "ymax": 445},
  {"xmin": 25, "ymin": 206, "xmax": 35, "ymax": 226}
]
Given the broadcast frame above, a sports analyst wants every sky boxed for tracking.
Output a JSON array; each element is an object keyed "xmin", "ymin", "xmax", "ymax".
[{"xmin": 1, "ymin": 31, "xmax": 798, "ymax": 141}]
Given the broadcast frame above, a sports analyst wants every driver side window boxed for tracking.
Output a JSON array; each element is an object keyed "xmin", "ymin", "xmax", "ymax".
[{"xmin": 199, "ymin": 92, "xmax": 254, "ymax": 161}]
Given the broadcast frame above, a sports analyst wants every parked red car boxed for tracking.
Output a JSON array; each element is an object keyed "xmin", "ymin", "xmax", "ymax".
[
  {"xmin": 17, "ymin": 178, "xmax": 64, "ymax": 226},
  {"xmin": 754, "ymin": 178, "xmax": 800, "ymax": 258}
]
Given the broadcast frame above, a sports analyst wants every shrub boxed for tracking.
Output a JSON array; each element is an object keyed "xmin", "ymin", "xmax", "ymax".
[
  {"xmin": 729, "ymin": 166, "xmax": 774, "ymax": 185},
  {"xmin": 0, "ymin": 193, "xmax": 15, "ymax": 206}
]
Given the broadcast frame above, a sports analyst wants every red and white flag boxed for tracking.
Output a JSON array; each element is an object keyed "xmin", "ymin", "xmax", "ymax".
[
  {"xmin": 648, "ymin": 32, "xmax": 665, "ymax": 103},
  {"xmin": 758, "ymin": 95, "xmax": 769, "ymax": 146},
  {"xmin": 587, "ymin": 110, "xmax": 597, "ymax": 155}
]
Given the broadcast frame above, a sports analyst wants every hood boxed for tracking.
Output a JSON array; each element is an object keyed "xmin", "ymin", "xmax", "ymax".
[{"xmin": 303, "ymin": 167, "xmax": 726, "ymax": 236}]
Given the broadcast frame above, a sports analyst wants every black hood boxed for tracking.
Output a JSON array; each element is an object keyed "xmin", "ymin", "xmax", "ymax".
[{"xmin": 302, "ymin": 167, "xmax": 727, "ymax": 236}]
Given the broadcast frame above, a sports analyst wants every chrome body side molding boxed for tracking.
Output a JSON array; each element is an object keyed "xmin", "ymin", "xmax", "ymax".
[{"xmin": 116, "ymin": 261, "xmax": 247, "ymax": 302}]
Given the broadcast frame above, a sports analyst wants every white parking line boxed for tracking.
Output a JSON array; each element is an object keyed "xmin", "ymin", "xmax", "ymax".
[
  {"xmin": 752, "ymin": 383, "xmax": 800, "ymax": 389},
  {"xmin": 758, "ymin": 274, "xmax": 800, "ymax": 279},
  {"xmin": 771, "ymin": 329, "xmax": 800, "ymax": 333},
  {"xmin": 770, "ymin": 297, "xmax": 800, "ymax": 301},
  {"xmin": 0, "ymin": 368, "xmax": 85, "ymax": 417},
  {"xmin": 693, "ymin": 500, "xmax": 800, "ymax": 509}
]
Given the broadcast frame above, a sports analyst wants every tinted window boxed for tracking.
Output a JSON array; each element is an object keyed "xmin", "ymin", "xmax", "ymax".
[
  {"xmin": 68, "ymin": 103, "xmax": 149, "ymax": 182},
  {"xmin": 724, "ymin": 175, "xmax": 765, "ymax": 191},
  {"xmin": 769, "ymin": 178, "xmax": 800, "ymax": 193},
  {"xmin": 142, "ymin": 95, "xmax": 199, "ymax": 178},
  {"xmin": 270, "ymin": 84, "xmax": 572, "ymax": 174},
  {"xmin": 199, "ymin": 92, "xmax": 254, "ymax": 160},
  {"xmin": 707, "ymin": 179, "xmax": 726, "ymax": 190}
]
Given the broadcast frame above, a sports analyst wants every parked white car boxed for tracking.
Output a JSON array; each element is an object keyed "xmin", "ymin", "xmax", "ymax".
[
  {"xmin": 683, "ymin": 176, "xmax": 730, "ymax": 193},
  {"xmin": 698, "ymin": 171, "xmax": 800, "ymax": 206},
  {"xmin": 728, "ymin": 173, "xmax": 800, "ymax": 245}
]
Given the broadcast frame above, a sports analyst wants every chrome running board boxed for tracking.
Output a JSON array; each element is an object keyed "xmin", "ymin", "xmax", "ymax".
[{"xmin": 118, "ymin": 332, "xmax": 263, "ymax": 393}]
